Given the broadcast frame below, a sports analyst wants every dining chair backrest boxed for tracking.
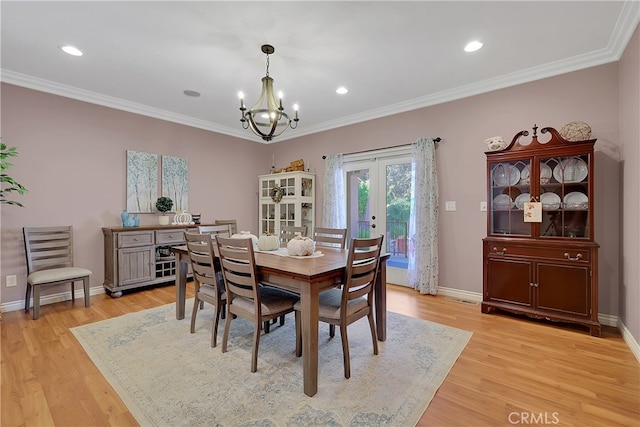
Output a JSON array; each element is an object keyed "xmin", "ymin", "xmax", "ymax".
[
  {"xmin": 184, "ymin": 232, "xmax": 221, "ymax": 288},
  {"xmin": 314, "ymin": 227, "xmax": 347, "ymax": 249},
  {"xmin": 214, "ymin": 219, "xmax": 238, "ymax": 235},
  {"xmin": 198, "ymin": 224, "xmax": 231, "ymax": 240},
  {"xmin": 216, "ymin": 236, "xmax": 260, "ymax": 309},
  {"xmin": 280, "ymin": 225, "xmax": 307, "ymax": 243},
  {"xmin": 343, "ymin": 235, "xmax": 384, "ymax": 304}
]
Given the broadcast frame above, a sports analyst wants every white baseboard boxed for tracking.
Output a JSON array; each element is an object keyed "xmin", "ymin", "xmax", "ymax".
[
  {"xmin": 618, "ymin": 319, "xmax": 640, "ymax": 364},
  {"xmin": 1, "ymin": 286, "xmax": 106, "ymax": 314}
]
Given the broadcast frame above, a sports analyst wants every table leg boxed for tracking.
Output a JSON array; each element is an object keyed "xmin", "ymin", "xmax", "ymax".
[
  {"xmin": 175, "ymin": 253, "xmax": 188, "ymax": 320},
  {"xmin": 375, "ymin": 257, "xmax": 387, "ymax": 341},
  {"xmin": 300, "ymin": 283, "xmax": 319, "ymax": 397}
]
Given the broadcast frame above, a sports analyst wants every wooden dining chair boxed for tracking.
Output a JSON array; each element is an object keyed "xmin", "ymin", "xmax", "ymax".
[
  {"xmin": 23, "ymin": 226, "xmax": 92, "ymax": 320},
  {"xmin": 184, "ymin": 232, "xmax": 226, "ymax": 348},
  {"xmin": 214, "ymin": 219, "xmax": 237, "ymax": 235},
  {"xmin": 216, "ymin": 236, "xmax": 299, "ymax": 372},
  {"xmin": 314, "ymin": 227, "xmax": 347, "ymax": 249},
  {"xmin": 295, "ymin": 235, "xmax": 384, "ymax": 379},
  {"xmin": 280, "ymin": 225, "xmax": 307, "ymax": 243}
]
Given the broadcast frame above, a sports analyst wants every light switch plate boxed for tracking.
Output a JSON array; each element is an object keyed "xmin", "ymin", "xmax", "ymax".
[
  {"xmin": 445, "ymin": 201, "xmax": 456, "ymax": 211},
  {"xmin": 480, "ymin": 201, "xmax": 487, "ymax": 211}
]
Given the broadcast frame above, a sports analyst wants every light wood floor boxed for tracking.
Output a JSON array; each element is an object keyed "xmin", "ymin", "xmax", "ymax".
[{"xmin": 2, "ymin": 283, "xmax": 638, "ymax": 426}]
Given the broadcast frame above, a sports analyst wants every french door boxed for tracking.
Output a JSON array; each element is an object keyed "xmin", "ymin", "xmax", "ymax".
[{"xmin": 344, "ymin": 149, "xmax": 412, "ymax": 286}]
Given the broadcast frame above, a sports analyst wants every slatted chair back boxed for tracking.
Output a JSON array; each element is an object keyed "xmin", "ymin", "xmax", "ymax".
[
  {"xmin": 280, "ymin": 225, "xmax": 307, "ymax": 243},
  {"xmin": 198, "ymin": 224, "xmax": 231, "ymax": 240},
  {"xmin": 214, "ymin": 219, "xmax": 238, "ymax": 235},
  {"xmin": 314, "ymin": 227, "xmax": 347, "ymax": 249}
]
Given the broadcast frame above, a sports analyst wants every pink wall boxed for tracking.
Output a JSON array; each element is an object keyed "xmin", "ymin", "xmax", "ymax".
[
  {"xmin": 271, "ymin": 63, "xmax": 622, "ymax": 317},
  {"xmin": 0, "ymin": 84, "xmax": 269, "ymax": 303},
  {"xmin": 0, "ymin": 58, "xmax": 631, "ymax": 337},
  {"xmin": 618, "ymin": 23, "xmax": 640, "ymax": 338}
]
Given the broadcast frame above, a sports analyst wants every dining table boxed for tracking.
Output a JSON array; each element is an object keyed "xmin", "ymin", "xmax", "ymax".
[{"xmin": 172, "ymin": 244, "xmax": 389, "ymax": 397}]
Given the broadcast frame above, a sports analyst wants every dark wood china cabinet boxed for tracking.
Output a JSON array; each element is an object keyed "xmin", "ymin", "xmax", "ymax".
[{"xmin": 482, "ymin": 125, "xmax": 600, "ymax": 336}]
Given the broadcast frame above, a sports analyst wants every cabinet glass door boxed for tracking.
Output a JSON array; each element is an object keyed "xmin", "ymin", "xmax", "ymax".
[
  {"xmin": 489, "ymin": 159, "xmax": 531, "ymax": 236},
  {"xmin": 539, "ymin": 154, "xmax": 590, "ymax": 239}
]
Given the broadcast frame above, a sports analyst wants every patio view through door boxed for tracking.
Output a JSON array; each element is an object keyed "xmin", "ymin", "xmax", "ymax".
[{"xmin": 344, "ymin": 151, "xmax": 412, "ymax": 286}]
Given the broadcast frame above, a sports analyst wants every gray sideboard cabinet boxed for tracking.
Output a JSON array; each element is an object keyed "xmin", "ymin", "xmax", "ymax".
[{"xmin": 102, "ymin": 224, "xmax": 203, "ymax": 297}]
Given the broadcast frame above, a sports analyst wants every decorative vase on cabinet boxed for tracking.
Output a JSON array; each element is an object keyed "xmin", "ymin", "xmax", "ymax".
[{"xmin": 482, "ymin": 125, "xmax": 600, "ymax": 337}]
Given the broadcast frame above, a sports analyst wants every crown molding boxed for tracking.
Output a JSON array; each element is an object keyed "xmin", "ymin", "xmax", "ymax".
[{"xmin": 2, "ymin": 2, "xmax": 637, "ymax": 145}]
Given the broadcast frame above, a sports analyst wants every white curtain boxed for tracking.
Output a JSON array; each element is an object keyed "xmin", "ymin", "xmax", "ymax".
[
  {"xmin": 408, "ymin": 138, "xmax": 439, "ymax": 295},
  {"xmin": 322, "ymin": 153, "xmax": 346, "ymax": 228}
]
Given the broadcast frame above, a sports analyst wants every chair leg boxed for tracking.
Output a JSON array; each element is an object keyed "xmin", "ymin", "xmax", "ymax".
[
  {"xmin": 367, "ymin": 312, "xmax": 379, "ymax": 355},
  {"xmin": 25, "ymin": 283, "xmax": 32, "ymax": 312},
  {"xmin": 340, "ymin": 323, "xmax": 350, "ymax": 379},
  {"xmin": 279, "ymin": 314, "xmax": 285, "ymax": 326},
  {"xmin": 329, "ymin": 324, "xmax": 336, "ymax": 337},
  {"xmin": 190, "ymin": 293, "xmax": 200, "ymax": 334},
  {"xmin": 222, "ymin": 309, "xmax": 232, "ymax": 353},
  {"xmin": 82, "ymin": 276, "xmax": 90, "ymax": 307},
  {"xmin": 264, "ymin": 320, "xmax": 271, "ymax": 334},
  {"xmin": 251, "ymin": 321, "xmax": 261, "ymax": 373},
  {"xmin": 71, "ymin": 282, "xmax": 76, "ymax": 301},
  {"xmin": 295, "ymin": 311, "xmax": 302, "ymax": 357},
  {"xmin": 32, "ymin": 285, "xmax": 41, "ymax": 320},
  {"xmin": 211, "ymin": 300, "xmax": 222, "ymax": 348}
]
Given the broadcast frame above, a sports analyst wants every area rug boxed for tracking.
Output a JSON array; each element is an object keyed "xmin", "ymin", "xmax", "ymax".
[{"xmin": 71, "ymin": 301, "xmax": 472, "ymax": 427}]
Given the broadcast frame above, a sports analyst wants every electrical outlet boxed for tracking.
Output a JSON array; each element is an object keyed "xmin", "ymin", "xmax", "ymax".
[
  {"xmin": 480, "ymin": 201, "xmax": 487, "ymax": 211},
  {"xmin": 445, "ymin": 201, "xmax": 456, "ymax": 211},
  {"xmin": 6, "ymin": 275, "xmax": 17, "ymax": 287}
]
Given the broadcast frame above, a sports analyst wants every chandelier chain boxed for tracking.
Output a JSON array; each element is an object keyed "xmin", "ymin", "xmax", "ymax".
[{"xmin": 265, "ymin": 53, "xmax": 270, "ymax": 77}]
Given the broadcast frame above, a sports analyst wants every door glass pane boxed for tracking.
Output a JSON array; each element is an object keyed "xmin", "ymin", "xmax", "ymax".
[
  {"xmin": 490, "ymin": 160, "xmax": 531, "ymax": 236},
  {"xmin": 540, "ymin": 154, "xmax": 590, "ymax": 239},
  {"xmin": 347, "ymin": 169, "xmax": 370, "ymax": 239},
  {"xmin": 385, "ymin": 162, "xmax": 411, "ymax": 269}
]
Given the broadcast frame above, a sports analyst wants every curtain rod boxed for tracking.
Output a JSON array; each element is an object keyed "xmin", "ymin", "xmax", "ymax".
[{"xmin": 322, "ymin": 137, "xmax": 441, "ymax": 159}]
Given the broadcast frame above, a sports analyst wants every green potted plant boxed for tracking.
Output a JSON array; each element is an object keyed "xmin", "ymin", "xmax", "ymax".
[
  {"xmin": 1, "ymin": 141, "xmax": 28, "ymax": 207},
  {"xmin": 155, "ymin": 196, "xmax": 173, "ymax": 225}
]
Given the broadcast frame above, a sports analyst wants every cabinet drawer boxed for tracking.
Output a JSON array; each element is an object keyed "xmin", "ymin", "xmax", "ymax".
[
  {"xmin": 156, "ymin": 230, "xmax": 186, "ymax": 245},
  {"xmin": 118, "ymin": 231, "xmax": 154, "ymax": 248},
  {"xmin": 488, "ymin": 244, "xmax": 590, "ymax": 262}
]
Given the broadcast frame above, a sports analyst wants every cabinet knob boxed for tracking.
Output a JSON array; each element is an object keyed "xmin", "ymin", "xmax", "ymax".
[
  {"xmin": 133, "ymin": 238, "xmax": 139, "ymax": 241},
  {"xmin": 493, "ymin": 247, "xmax": 506, "ymax": 255},
  {"xmin": 564, "ymin": 252, "xmax": 582, "ymax": 261}
]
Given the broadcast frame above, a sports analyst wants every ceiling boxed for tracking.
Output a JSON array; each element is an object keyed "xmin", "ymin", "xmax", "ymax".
[{"xmin": 2, "ymin": 1, "xmax": 638, "ymax": 143}]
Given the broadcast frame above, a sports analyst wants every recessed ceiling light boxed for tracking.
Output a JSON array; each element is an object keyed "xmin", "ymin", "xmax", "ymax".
[
  {"xmin": 59, "ymin": 45, "xmax": 83, "ymax": 56},
  {"xmin": 464, "ymin": 41, "xmax": 483, "ymax": 53},
  {"xmin": 336, "ymin": 87, "xmax": 348, "ymax": 95},
  {"xmin": 183, "ymin": 90, "xmax": 201, "ymax": 97}
]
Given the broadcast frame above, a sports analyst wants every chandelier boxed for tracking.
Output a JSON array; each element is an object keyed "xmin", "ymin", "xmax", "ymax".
[{"xmin": 239, "ymin": 44, "xmax": 299, "ymax": 142}]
